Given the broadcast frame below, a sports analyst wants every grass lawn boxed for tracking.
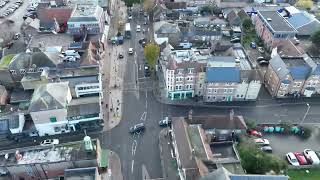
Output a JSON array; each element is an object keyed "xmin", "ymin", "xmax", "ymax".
[
  {"xmin": 288, "ymin": 169, "xmax": 320, "ymax": 180},
  {"xmin": 0, "ymin": 54, "xmax": 14, "ymax": 68}
]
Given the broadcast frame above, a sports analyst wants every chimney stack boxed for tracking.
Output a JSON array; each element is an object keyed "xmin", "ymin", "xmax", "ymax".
[
  {"xmin": 230, "ymin": 109, "xmax": 234, "ymax": 121},
  {"xmin": 188, "ymin": 109, "xmax": 193, "ymax": 121}
]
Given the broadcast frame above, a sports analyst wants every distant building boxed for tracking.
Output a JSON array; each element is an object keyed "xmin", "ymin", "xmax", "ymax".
[
  {"xmin": 254, "ymin": 10, "xmax": 297, "ymax": 50},
  {"xmin": 264, "ymin": 54, "xmax": 311, "ymax": 98},
  {"xmin": 0, "ymin": 138, "xmax": 108, "ymax": 179},
  {"xmin": 67, "ymin": 4, "xmax": 105, "ymax": 35}
]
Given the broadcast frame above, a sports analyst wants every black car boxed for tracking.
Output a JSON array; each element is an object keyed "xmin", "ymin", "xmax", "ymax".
[
  {"xmin": 144, "ymin": 65, "xmax": 151, "ymax": 77},
  {"xmin": 129, "ymin": 123, "xmax": 145, "ymax": 134},
  {"xmin": 118, "ymin": 53, "xmax": 124, "ymax": 59},
  {"xmin": 259, "ymin": 60, "xmax": 269, "ymax": 66},
  {"xmin": 159, "ymin": 117, "xmax": 171, "ymax": 127},
  {"xmin": 139, "ymin": 38, "xmax": 146, "ymax": 44}
]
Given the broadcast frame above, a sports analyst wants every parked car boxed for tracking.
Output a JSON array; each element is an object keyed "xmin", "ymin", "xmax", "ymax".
[
  {"xmin": 250, "ymin": 42, "xmax": 257, "ymax": 49},
  {"xmin": 13, "ymin": 33, "xmax": 20, "ymax": 40},
  {"xmin": 159, "ymin": 117, "xmax": 171, "ymax": 127},
  {"xmin": 128, "ymin": 48, "xmax": 133, "ymax": 55},
  {"xmin": 286, "ymin": 152, "xmax": 300, "ymax": 166},
  {"xmin": 303, "ymin": 149, "xmax": 320, "ymax": 165},
  {"xmin": 256, "ymin": 57, "xmax": 268, "ymax": 62},
  {"xmin": 40, "ymin": 139, "xmax": 59, "ymax": 146},
  {"xmin": 261, "ymin": 146, "xmax": 272, "ymax": 153},
  {"xmin": 259, "ymin": 60, "xmax": 269, "ymax": 66},
  {"xmin": 230, "ymin": 37, "xmax": 240, "ymax": 43},
  {"xmin": 254, "ymin": 138, "xmax": 270, "ymax": 146},
  {"xmin": 248, "ymin": 130, "xmax": 262, "ymax": 137},
  {"xmin": 118, "ymin": 53, "xmax": 124, "ymax": 59},
  {"xmin": 144, "ymin": 64, "xmax": 151, "ymax": 77},
  {"xmin": 294, "ymin": 152, "xmax": 308, "ymax": 165},
  {"xmin": 129, "ymin": 123, "xmax": 145, "ymax": 134}
]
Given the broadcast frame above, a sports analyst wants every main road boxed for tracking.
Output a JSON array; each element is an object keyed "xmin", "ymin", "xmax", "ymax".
[{"xmin": 101, "ymin": 6, "xmax": 320, "ymax": 180}]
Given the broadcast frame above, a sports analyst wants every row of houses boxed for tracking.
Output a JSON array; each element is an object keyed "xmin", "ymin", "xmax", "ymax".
[{"xmin": 161, "ymin": 45, "xmax": 262, "ymax": 102}]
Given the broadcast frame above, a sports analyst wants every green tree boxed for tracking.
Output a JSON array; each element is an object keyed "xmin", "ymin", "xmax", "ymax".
[
  {"xmin": 144, "ymin": 43, "xmax": 160, "ymax": 69},
  {"xmin": 296, "ymin": 0, "xmax": 313, "ymax": 10},
  {"xmin": 238, "ymin": 142, "xmax": 287, "ymax": 174},
  {"xmin": 311, "ymin": 30, "xmax": 320, "ymax": 47},
  {"xmin": 143, "ymin": 0, "xmax": 155, "ymax": 13},
  {"xmin": 123, "ymin": 0, "xmax": 140, "ymax": 7},
  {"xmin": 242, "ymin": 19, "xmax": 253, "ymax": 32}
]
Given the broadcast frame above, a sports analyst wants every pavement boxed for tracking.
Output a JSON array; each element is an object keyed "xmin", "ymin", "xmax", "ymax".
[
  {"xmin": 101, "ymin": 150, "xmax": 123, "ymax": 180},
  {"xmin": 159, "ymin": 128, "xmax": 179, "ymax": 180},
  {"xmin": 263, "ymin": 125, "xmax": 320, "ymax": 158}
]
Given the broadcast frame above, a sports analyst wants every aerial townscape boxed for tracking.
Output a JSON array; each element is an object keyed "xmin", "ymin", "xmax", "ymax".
[{"xmin": 1, "ymin": 0, "xmax": 320, "ymax": 179}]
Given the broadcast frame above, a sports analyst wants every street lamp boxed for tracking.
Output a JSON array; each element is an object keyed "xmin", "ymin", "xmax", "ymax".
[{"xmin": 300, "ymin": 103, "xmax": 310, "ymax": 125}]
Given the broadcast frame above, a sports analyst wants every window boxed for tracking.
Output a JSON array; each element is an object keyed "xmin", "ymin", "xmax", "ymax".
[
  {"xmin": 188, "ymin": 68, "xmax": 194, "ymax": 74},
  {"xmin": 214, "ymin": 89, "xmax": 217, "ymax": 93},
  {"xmin": 10, "ymin": 70, "xmax": 16, "ymax": 74},
  {"xmin": 175, "ymin": 86, "xmax": 179, "ymax": 89},
  {"xmin": 179, "ymin": 85, "xmax": 182, "ymax": 90},
  {"xmin": 50, "ymin": 117, "xmax": 57, "ymax": 123},
  {"xmin": 38, "ymin": 68, "xmax": 44, "ymax": 72},
  {"xmin": 199, "ymin": 84, "xmax": 202, "ymax": 88},
  {"xmin": 177, "ymin": 69, "xmax": 183, "ymax": 74},
  {"xmin": 20, "ymin": 69, "xmax": 26, "ymax": 74},
  {"xmin": 208, "ymin": 88, "xmax": 212, "ymax": 93},
  {"xmin": 229, "ymin": 89, "xmax": 233, "ymax": 93},
  {"xmin": 224, "ymin": 88, "xmax": 227, "ymax": 93}
]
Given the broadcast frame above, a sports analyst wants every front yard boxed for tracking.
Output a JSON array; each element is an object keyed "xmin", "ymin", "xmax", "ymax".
[{"xmin": 288, "ymin": 169, "xmax": 320, "ymax": 180}]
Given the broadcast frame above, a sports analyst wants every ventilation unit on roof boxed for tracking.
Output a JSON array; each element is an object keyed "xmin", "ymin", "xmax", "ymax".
[{"xmin": 267, "ymin": 18, "xmax": 272, "ymax": 21}]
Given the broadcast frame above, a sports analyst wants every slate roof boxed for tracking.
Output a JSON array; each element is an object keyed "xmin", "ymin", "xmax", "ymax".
[
  {"xmin": 258, "ymin": 11, "xmax": 296, "ymax": 32},
  {"xmin": 67, "ymin": 102, "xmax": 100, "ymax": 117},
  {"xmin": 287, "ymin": 11, "xmax": 320, "ymax": 36},
  {"xmin": 29, "ymin": 82, "xmax": 69, "ymax": 112},
  {"xmin": 8, "ymin": 52, "xmax": 59, "ymax": 70},
  {"xmin": 269, "ymin": 55, "xmax": 289, "ymax": 79},
  {"xmin": 206, "ymin": 67, "xmax": 240, "ymax": 83},
  {"xmin": 186, "ymin": 115, "xmax": 247, "ymax": 130},
  {"xmin": 172, "ymin": 117, "xmax": 200, "ymax": 180},
  {"xmin": 288, "ymin": 66, "xmax": 311, "ymax": 80},
  {"xmin": 154, "ymin": 21, "xmax": 180, "ymax": 34}
]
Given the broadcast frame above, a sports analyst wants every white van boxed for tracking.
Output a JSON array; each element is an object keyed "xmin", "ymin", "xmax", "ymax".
[{"xmin": 136, "ymin": 25, "xmax": 141, "ymax": 32}]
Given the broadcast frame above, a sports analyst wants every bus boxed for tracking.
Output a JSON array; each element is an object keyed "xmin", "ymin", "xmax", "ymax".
[{"xmin": 125, "ymin": 23, "xmax": 131, "ymax": 39}]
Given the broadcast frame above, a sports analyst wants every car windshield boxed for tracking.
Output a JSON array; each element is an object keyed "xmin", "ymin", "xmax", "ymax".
[{"xmin": 291, "ymin": 158, "xmax": 298, "ymax": 163}]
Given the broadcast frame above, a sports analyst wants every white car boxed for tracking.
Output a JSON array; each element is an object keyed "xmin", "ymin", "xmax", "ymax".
[
  {"xmin": 136, "ymin": 25, "xmax": 141, "ymax": 32},
  {"xmin": 40, "ymin": 139, "xmax": 59, "ymax": 146},
  {"xmin": 303, "ymin": 149, "xmax": 320, "ymax": 165},
  {"xmin": 286, "ymin": 152, "xmax": 300, "ymax": 166},
  {"xmin": 254, "ymin": 138, "xmax": 270, "ymax": 146},
  {"xmin": 128, "ymin": 48, "xmax": 133, "ymax": 55}
]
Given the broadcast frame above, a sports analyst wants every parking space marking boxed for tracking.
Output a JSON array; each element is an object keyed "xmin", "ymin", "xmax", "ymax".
[{"xmin": 140, "ymin": 111, "xmax": 147, "ymax": 121}]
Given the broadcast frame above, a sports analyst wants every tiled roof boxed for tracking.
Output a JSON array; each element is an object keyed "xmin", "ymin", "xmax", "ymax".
[
  {"xmin": 206, "ymin": 67, "xmax": 240, "ymax": 83},
  {"xmin": 269, "ymin": 55, "xmax": 289, "ymax": 79}
]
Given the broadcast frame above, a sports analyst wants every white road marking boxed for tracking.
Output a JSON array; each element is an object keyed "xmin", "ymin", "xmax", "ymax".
[
  {"xmin": 131, "ymin": 140, "xmax": 137, "ymax": 156},
  {"xmin": 145, "ymin": 91, "xmax": 148, "ymax": 109},
  {"xmin": 131, "ymin": 160, "xmax": 134, "ymax": 173},
  {"xmin": 140, "ymin": 111, "xmax": 147, "ymax": 121},
  {"xmin": 139, "ymin": 65, "xmax": 142, "ymax": 70}
]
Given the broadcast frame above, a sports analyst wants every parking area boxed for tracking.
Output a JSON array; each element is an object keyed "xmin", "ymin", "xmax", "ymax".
[{"xmin": 263, "ymin": 125, "xmax": 320, "ymax": 159}]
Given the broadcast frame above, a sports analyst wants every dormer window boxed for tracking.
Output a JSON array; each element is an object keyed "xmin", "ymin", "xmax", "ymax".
[
  {"xmin": 38, "ymin": 68, "xmax": 44, "ymax": 72},
  {"xmin": 10, "ymin": 70, "xmax": 16, "ymax": 74},
  {"xmin": 20, "ymin": 69, "xmax": 26, "ymax": 74},
  {"xmin": 28, "ymin": 68, "xmax": 35, "ymax": 73}
]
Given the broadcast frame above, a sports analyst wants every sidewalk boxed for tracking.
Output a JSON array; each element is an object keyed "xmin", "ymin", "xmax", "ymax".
[
  {"xmin": 159, "ymin": 128, "xmax": 179, "ymax": 180},
  {"xmin": 102, "ymin": 0, "xmax": 127, "ymax": 131},
  {"xmin": 101, "ymin": 150, "xmax": 123, "ymax": 180}
]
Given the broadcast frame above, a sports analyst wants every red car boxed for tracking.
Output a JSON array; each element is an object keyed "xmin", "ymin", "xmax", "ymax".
[
  {"xmin": 294, "ymin": 152, "xmax": 308, "ymax": 165},
  {"xmin": 249, "ymin": 130, "xmax": 262, "ymax": 137}
]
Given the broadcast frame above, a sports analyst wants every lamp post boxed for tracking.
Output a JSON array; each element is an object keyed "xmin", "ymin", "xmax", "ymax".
[{"xmin": 300, "ymin": 103, "xmax": 310, "ymax": 125}]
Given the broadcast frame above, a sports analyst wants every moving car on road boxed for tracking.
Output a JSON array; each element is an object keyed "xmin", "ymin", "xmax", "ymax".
[
  {"xmin": 118, "ymin": 53, "xmax": 123, "ymax": 59},
  {"xmin": 129, "ymin": 123, "xmax": 145, "ymax": 134},
  {"xmin": 286, "ymin": 152, "xmax": 300, "ymax": 166},
  {"xmin": 128, "ymin": 48, "xmax": 133, "ymax": 55},
  {"xmin": 136, "ymin": 25, "xmax": 141, "ymax": 32},
  {"xmin": 304, "ymin": 149, "xmax": 320, "ymax": 165},
  {"xmin": 40, "ymin": 139, "xmax": 59, "ymax": 146}
]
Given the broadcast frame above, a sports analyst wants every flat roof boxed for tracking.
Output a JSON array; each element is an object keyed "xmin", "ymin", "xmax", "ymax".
[
  {"xmin": 282, "ymin": 57, "xmax": 306, "ymax": 67},
  {"xmin": 258, "ymin": 11, "xmax": 296, "ymax": 32},
  {"xmin": 0, "ymin": 139, "xmax": 98, "ymax": 166}
]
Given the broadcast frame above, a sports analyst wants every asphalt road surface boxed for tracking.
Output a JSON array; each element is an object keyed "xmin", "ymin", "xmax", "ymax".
[{"xmin": 100, "ymin": 7, "xmax": 320, "ymax": 180}]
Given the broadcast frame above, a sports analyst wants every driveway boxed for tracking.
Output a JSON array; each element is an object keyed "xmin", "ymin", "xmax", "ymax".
[{"xmin": 264, "ymin": 125, "xmax": 320, "ymax": 158}]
